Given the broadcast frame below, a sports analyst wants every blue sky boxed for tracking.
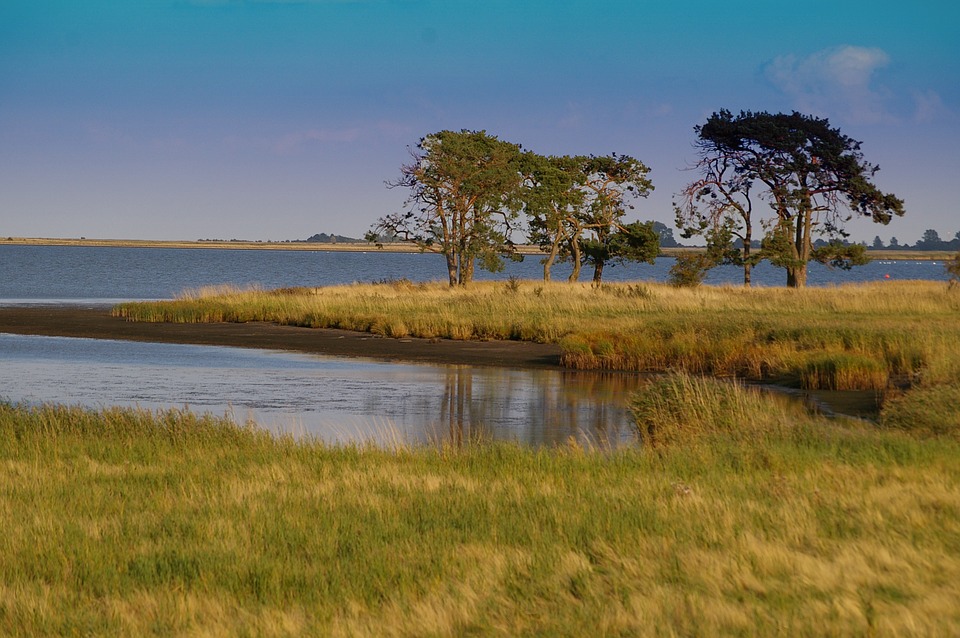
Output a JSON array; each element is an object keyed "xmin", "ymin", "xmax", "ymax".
[{"xmin": 2, "ymin": 0, "xmax": 958, "ymax": 243}]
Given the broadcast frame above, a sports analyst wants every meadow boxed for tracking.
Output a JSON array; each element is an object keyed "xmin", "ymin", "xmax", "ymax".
[{"xmin": 2, "ymin": 382, "xmax": 959, "ymax": 636}]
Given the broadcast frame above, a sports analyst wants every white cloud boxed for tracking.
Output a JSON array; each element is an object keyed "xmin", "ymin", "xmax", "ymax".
[{"xmin": 765, "ymin": 45, "xmax": 892, "ymax": 124}]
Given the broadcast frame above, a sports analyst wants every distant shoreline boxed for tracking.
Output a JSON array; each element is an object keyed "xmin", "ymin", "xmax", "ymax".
[{"xmin": 0, "ymin": 237, "xmax": 953, "ymax": 261}]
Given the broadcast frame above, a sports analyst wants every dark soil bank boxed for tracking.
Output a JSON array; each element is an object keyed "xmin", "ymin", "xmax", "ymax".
[{"xmin": 0, "ymin": 306, "xmax": 563, "ymax": 369}]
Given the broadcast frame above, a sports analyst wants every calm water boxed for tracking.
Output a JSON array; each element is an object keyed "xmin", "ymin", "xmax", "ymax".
[
  {"xmin": 0, "ymin": 245, "xmax": 948, "ymax": 445},
  {"xmin": 0, "ymin": 333, "xmax": 643, "ymax": 447},
  {"xmin": 0, "ymin": 244, "xmax": 949, "ymax": 303}
]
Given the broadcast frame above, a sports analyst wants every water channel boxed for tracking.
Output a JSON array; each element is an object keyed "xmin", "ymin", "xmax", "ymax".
[{"xmin": 0, "ymin": 333, "xmax": 645, "ymax": 447}]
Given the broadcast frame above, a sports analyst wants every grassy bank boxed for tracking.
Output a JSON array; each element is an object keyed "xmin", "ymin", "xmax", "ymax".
[
  {"xmin": 2, "ymin": 390, "xmax": 959, "ymax": 636},
  {"xmin": 115, "ymin": 280, "xmax": 960, "ymax": 393}
]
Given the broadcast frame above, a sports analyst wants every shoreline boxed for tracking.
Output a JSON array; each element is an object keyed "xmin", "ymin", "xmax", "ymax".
[
  {"xmin": 0, "ymin": 306, "xmax": 884, "ymax": 418},
  {"xmin": 0, "ymin": 306, "xmax": 564, "ymax": 369},
  {"xmin": 2, "ymin": 237, "xmax": 953, "ymax": 260}
]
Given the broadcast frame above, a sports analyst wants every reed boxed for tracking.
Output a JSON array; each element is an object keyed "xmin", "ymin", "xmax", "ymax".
[{"xmin": 1, "ymin": 401, "xmax": 958, "ymax": 636}]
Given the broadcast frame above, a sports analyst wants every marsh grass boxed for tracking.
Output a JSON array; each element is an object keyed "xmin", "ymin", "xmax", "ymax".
[
  {"xmin": 2, "ymin": 401, "xmax": 959, "ymax": 636},
  {"xmin": 630, "ymin": 373, "xmax": 799, "ymax": 449},
  {"xmin": 880, "ymin": 384, "xmax": 960, "ymax": 440},
  {"xmin": 116, "ymin": 280, "xmax": 960, "ymax": 392}
]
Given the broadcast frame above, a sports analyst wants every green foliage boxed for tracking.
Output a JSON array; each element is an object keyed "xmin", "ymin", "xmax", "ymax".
[
  {"xmin": 811, "ymin": 241, "xmax": 871, "ymax": 270},
  {"xmin": 370, "ymin": 129, "xmax": 525, "ymax": 286},
  {"xmin": 581, "ymin": 220, "xmax": 660, "ymax": 284},
  {"xmin": 667, "ymin": 251, "xmax": 716, "ymax": 287}
]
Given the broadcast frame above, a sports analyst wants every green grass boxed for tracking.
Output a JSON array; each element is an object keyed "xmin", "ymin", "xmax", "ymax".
[{"xmin": 2, "ymin": 399, "xmax": 959, "ymax": 636}]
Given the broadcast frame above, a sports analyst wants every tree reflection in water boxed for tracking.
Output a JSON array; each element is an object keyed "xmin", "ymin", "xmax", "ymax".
[{"xmin": 432, "ymin": 365, "xmax": 648, "ymax": 448}]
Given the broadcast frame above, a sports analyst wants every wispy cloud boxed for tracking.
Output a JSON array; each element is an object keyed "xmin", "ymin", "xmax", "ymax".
[
  {"xmin": 273, "ymin": 127, "xmax": 362, "ymax": 154},
  {"xmin": 911, "ymin": 89, "xmax": 949, "ymax": 124},
  {"xmin": 765, "ymin": 45, "xmax": 892, "ymax": 124}
]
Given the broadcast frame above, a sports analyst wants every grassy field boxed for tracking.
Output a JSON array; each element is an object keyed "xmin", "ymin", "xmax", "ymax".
[{"xmin": 2, "ymin": 383, "xmax": 959, "ymax": 636}]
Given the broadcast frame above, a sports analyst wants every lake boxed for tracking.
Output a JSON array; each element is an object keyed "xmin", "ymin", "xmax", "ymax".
[{"xmin": 0, "ymin": 244, "xmax": 950, "ymax": 303}]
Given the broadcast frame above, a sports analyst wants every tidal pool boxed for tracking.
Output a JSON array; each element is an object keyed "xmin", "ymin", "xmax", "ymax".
[{"xmin": 0, "ymin": 333, "xmax": 646, "ymax": 447}]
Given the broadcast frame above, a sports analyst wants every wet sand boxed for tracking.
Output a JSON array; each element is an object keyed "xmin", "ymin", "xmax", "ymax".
[{"xmin": 0, "ymin": 306, "xmax": 563, "ymax": 369}]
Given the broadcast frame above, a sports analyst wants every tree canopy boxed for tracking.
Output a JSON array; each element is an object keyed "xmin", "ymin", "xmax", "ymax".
[
  {"xmin": 367, "ymin": 130, "xmax": 525, "ymax": 286},
  {"xmin": 679, "ymin": 110, "xmax": 905, "ymax": 287}
]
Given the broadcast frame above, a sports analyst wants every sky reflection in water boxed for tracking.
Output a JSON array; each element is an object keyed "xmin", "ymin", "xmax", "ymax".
[{"xmin": 0, "ymin": 333, "xmax": 644, "ymax": 448}]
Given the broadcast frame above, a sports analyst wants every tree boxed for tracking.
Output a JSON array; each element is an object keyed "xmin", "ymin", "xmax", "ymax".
[
  {"xmin": 521, "ymin": 153, "xmax": 654, "ymax": 283},
  {"xmin": 668, "ymin": 251, "xmax": 716, "ymax": 287},
  {"xmin": 575, "ymin": 154, "xmax": 654, "ymax": 283},
  {"xmin": 651, "ymin": 221, "xmax": 680, "ymax": 248},
  {"xmin": 871, "ymin": 235, "xmax": 885, "ymax": 250},
  {"xmin": 946, "ymin": 252, "xmax": 960, "ymax": 289},
  {"xmin": 693, "ymin": 110, "xmax": 905, "ymax": 287},
  {"xmin": 675, "ymin": 124, "xmax": 762, "ymax": 286},
  {"xmin": 581, "ymin": 221, "xmax": 660, "ymax": 284},
  {"xmin": 368, "ymin": 130, "xmax": 524, "ymax": 286},
  {"xmin": 520, "ymin": 153, "xmax": 587, "ymax": 281},
  {"xmin": 915, "ymin": 229, "xmax": 944, "ymax": 251}
]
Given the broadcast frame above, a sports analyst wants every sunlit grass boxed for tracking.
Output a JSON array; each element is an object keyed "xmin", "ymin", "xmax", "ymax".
[
  {"xmin": 115, "ymin": 279, "xmax": 960, "ymax": 392},
  {"xmin": 1, "ymin": 399, "xmax": 958, "ymax": 636}
]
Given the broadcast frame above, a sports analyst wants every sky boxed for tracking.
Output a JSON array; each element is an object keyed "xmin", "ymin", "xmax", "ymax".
[{"xmin": 1, "ymin": 0, "xmax": 958, "ymax": 244}]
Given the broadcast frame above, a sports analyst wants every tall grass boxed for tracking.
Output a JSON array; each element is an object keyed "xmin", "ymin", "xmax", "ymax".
[
  {"xmin": 1, "ymin": 401, "xmax": 959, "ymax": 636},
  {"xmin": 115, "ymin": 280, "xmax": 960, "ymax": 392}
]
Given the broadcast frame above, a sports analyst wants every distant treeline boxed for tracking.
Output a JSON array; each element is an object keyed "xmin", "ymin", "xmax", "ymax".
[
  {"xmin": 725, "ymin": 229, "xmax": 960, "ymax": 252},
  {"xmin": 869, "ymin": 229, "xmax": 960, "ymax": 251}
]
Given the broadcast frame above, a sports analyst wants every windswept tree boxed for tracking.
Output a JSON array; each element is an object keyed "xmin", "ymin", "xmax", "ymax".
[
  {"xmin": 521, "ymin": 153, "xmax": 655, "ymax": 283},
  {"xmin": 521, "ymin": 153, "xmax": 587, "ymax": 281},
  {"xmin": 367, "ymin": 130, "xmax": 524, "ymax": 286},
  {"xmin": 675, "ymin": 130, "xmax": 761, "ymax": 286},
  {"xmin": 684, "ymin": 110, "xmax": 905, "ymax": 287},
  {"xmin": 575, "ymin": 154, "xmax": 655, "ymax": 283}
]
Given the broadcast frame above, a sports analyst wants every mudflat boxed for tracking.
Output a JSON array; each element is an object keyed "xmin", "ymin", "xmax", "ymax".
[{"xmin": 0, "ymin": 305, "xmax": 563, "ymax": 369}]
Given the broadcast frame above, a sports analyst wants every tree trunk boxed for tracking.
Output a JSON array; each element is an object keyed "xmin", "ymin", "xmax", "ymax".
[
  {"xmin": 543, "ymin": 241, "xmax": 560, "ymax": 282},
  {"xmin": 445, "ymin": 251, "xmax": 458, "ymax": 287},
  {"xmin": 786, "ymin": 206, "xmax": 813, "ymax": 288},
  {"xmin": 742, "ymin": 228, "xmax": 753, "ymax": 287},
  {"xmin": 592, "ymin": 259, "xmax": 605, "ymax": 285},
  {"xmin": 568, "ymin": 240, "xmax": 582, "ymax": 282},
  {"xmin": 460, "ymin": 257, "xmax": 475, "ymax": 285},
  {"xmin": 786, "ymin": 264, "xmax": 807, "ymax": 288}
]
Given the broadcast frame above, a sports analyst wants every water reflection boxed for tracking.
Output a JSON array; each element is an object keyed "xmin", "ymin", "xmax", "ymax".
[{"xmin": 0, "ymin": 334, "xmax": 646, "ymax": 447}]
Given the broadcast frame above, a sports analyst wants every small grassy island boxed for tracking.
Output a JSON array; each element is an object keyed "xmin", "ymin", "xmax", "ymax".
[{"xmin": 3, "ymin": 280, "xmax": 959, "ymax": 635}]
